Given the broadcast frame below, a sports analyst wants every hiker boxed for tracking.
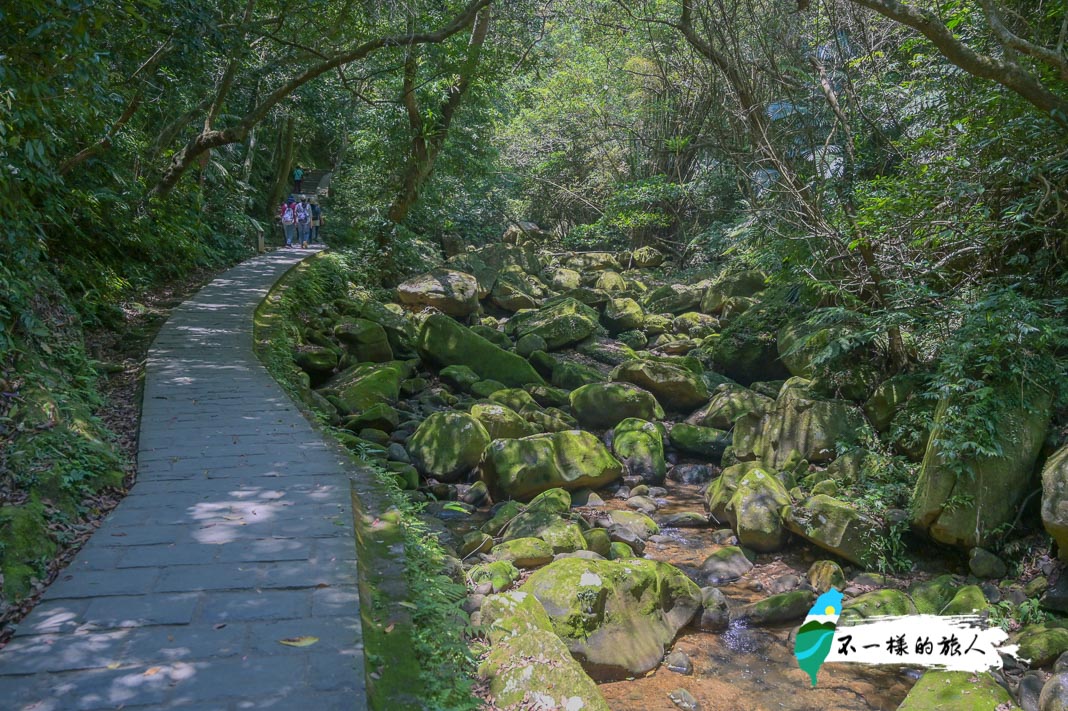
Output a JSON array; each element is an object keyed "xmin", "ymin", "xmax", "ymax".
[
  {"xmin": 296, "ymin": 196, "xmax": 311, "ymax": 248},
  {"xmin": 293, "ymin": 166, "xmax": 304, "ymax": 193},
  {"xmin": 279, "ymin": 196, "xmax": 297, "ymax": 247},
  {"xmin": 309, "ymin": 197, "xmax": 323, "ymax": 244}
]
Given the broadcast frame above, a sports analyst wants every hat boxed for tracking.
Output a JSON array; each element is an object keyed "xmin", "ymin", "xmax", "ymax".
[{"xmin": 286, "ymin": 196, "xmax": 295, "ymax": 203}]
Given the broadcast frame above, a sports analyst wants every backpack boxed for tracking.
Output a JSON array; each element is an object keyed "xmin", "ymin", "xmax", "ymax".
[
  {"xmin": 295, "ymin": 203, "xmax": 309, "ymax": 223},
  {"xmin": 281, "ymin": 204, "xmax": 295, "ymax": 224}
]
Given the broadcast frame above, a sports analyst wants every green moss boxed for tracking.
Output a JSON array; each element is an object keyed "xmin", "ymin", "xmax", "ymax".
[
  {"xmin": 417, "ymin": 313, "xmax": 544, "ymax": 388},
  {"xmin": 0, "ymin": 500, "xmax": 57, "ymax": 599},
  {"xmin": 481, "ymin": 431, "xmax": 623, "ymax": 501},
  {"xmin": 468, "ymin": 560, "xmax": 521, "ymax": 593},
  {"xmin": 570, "ymin": 382, "xmax": 664, "ymax": 430},
  {"xmin": 897, "ymin": 671, "xmax": 1015, "ymax": 710},
  {"xmin": 407, "ymin": 412, "xmax": 491, "ymax": 482},
  {"xmin": 669, "ymin": 423, "xmax": 731, "ymax": 459}
]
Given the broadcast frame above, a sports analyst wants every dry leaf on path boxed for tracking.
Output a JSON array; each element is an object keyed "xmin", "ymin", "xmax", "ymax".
[{"xmin": 278, "ymin": 636, "xmax": 319, "ymax": 647}]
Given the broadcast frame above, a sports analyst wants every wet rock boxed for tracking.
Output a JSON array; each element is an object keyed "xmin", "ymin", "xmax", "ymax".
[
  {"xmin": 912, "ymin": 383, "xmax": 1050, "ymax": 548},
  {"xmin": 668, "ymin": 688, "xmax": 701, "ymax": 711},
  {"xmin": 665, "ymin": 650, "xmax": 693, "ymax": 675},
  {"xmin": 570, "ymin": 382, "xmax": 664, "ymax": 430},
  {"xmin": 970, "ymin": 547, "xmax": 1009, "ymax": 579},
  {"xmin": 659, "ymin": 512, "xmax": 709, "ymax": 529},
  {"xmin": 520, "ymin": 557, "xmax": 702, "ymax": 678},
  {"xmin": 784, "ymin": 495, "xmax": 884, "ymax": 567},
  {"xmin": 613, "ymin": 418, "xmax": 667, "ymax": 484},
  {"xmin": 480, "ymin": 431, "xmax": 623, "ymax": 501},
  {"xmin": 807, "ymin": 560, "xmax": 846, "ymax": 593},
  {"xmin": 733, "ymin": 590, "xmax": 814, "ymax": 626},
  {"xmin": 667, "ymin": 463, "xmax": 715, "ymax": 485},
  {"xmin": 611, "ymin": 359, "xmax": 709, "ymax": 412},
  {"xmin": 571, "ymin": 489, "xmax": 606, "ymax": 508},
  {"xmin": 699, "ymin": 546, "xmax": 753, "ymax": 585},
  {"xmin": 418, "ymin": 314, "xmax": 544, "ymax": 388},
  {"xmin": 600, "ymin": 510, "xmax": 660, "ymax": 539},
  {"xmin": 478, "ymin": 591, "xmax": 610, "ymax": 711},
  {"xmin": 407, "ymin": 411, "xmax": 490, "ymax": 482},
  {"xmin": 694, "ymin": 587, "xmax": 730, "ymax": 632},
  {"xmin": 396, "ymin": 268, "xmax": 480, "ymax": 317},
  {"xmin": 898, "ymin": 671, "xmax": 1015, "ymax": 710},
  {"xmin": 767, "ymin": 574, "xmax": 800, "ymax": 594}
]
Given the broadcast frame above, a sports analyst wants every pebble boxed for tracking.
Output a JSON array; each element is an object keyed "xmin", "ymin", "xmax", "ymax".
[
  {"xmin": 668, "ymin": 688, "xmax": 700, "ymax": 711},
  {"xmin": 665, "ymin": 650, "xmax": 693, "ymax": 675}
]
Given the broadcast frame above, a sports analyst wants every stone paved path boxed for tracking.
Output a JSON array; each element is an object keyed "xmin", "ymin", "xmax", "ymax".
[{"xmin": 0, "ymin": 249, "xmax": 367, "ymax": 710}]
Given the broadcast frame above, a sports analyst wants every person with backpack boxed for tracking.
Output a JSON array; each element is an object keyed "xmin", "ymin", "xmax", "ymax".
[
  {"xmin": 296, "ymin": 196, "xmax": 311, "ymax": 248},
  {"xmin": 293, "ymin": 166, "xmax": 304, "ymax": 193},
  {"xmin": 309, "ymin": 197, "xmax": 323, "ymax": 244},
  {"xmin": 279, "ymin": 196, "xmax": 297, "ymax": 247}
]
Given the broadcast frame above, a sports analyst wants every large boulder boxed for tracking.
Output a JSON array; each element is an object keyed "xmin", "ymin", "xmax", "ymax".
[
  {"xmin": 612, "ymin": 419, "xmax": 667, "ymax": 483},
  {"xmin": 610, "ymin": 360, "xmax": 709, "ymax": 412},
  {"xmin": 777, "ymin": 313, "xmax": 883, "ymax": 401},
  {"xmin": 564, "ymin": 252, "xmax": 621, "ymax": 272},
  {"xmin": 505, "ymin": 298, "xmax": 600, "ymax": 351},
  {"xmin": 593, "ymin": 270, "xmax": 627, "ymax": 292},
  {"xmin": 911, "ymin": 384, "xmax": 1052, "ymax": 548},
  {"xmin": 630, "ymin": 246, "xmax": 665, "ymax": 268},
  {"xmin": 396, "ymin": 269, "xmax": 480, "ymax": 317},
  {"xmin": 1043, "ymin": 446, "xmax": 1068, "ymax": 562},
  {"xmin": 407, "ymin": 412, "xmax": 491, "ymax": 482},
  {"xmin": 333, "ymin": 318, "xmax": 393, "ymax": 363},
  {"xmin": 417, "ymin": 314, "xmax": 544, "ymax": 388},
  {"xmin": 322, "ymin": 361, "xmax": 405, "ymax": 414},
  {"xmin": 686, "ymin": 383, "xmax": 773, "ymax": 430},
  {"xmin": 668, "ymin": 423, "xmax": 731, "ymax": 460},
  {"xmin": 356, "ymin": 300, "xmax": 419, "ymax": 359},
  {"xmin": 602, "ymin": 298, "xmax": 645, "ymax": 333},
  {"xmin": 547, "ymin": 268, "xmax": 582, "ymax": 290},
  {"xmin": 863, "ymin": 374, "xmax": 921, "ymax": 433},
  {"xmin": 480, "ymin": 431, "xmax": 623, "ymax": 501},
  {"xmin": 490, "ymin": 265, "xmax": 552, "ymax": 312},
  {"xmin": 642, "ymin": 284, "xmax": 704, "ymax": 315},
  {"xmin": 699, "ymin": 271, "xmax": 767, "ymax": 314},
  {"xmin": 470, "ymin": 403, "xmax": 537, "ymax": 440},
  {"xmin": 897, "ymin": 671, "xmax": 1016, "ymax": 711},
  {"xmin": 520, "ymin": 557, "xmax": 702, "ymax": 679},
  {"xmin": 705, "ymin": 461, "xmax": 772, "ymax": 523},
  {"xmin": 726, "ymin": 469, "xmax": 791, "ymax": 552},
  {"xmin": 478, "ymin": 592, "xmax": 610, "ymax": 711},
  {"xmin": 785, "ymin": 495, "xmax": 884, "ymax": 567},
  {"xmin": 569, "ymin": 383, "xmax": 664, "ymax": 430},
  {"xmin": 501, "ymin": 489, "xmax": 587, "ymax": 553},
  {"xmin": 734, "ymin": 378, "xmax": 868, "ymax": 469}
]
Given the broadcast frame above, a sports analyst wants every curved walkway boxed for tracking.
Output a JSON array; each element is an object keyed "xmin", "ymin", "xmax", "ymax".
[{"xmin": 0, "ymin": 249, "xmax": 366, "ymax": 710}]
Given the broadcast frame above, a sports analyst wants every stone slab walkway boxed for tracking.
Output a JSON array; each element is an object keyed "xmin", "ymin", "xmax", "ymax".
[{"xmin": 0, "ymin": 249, "xmax": 367, "ymax": 710}]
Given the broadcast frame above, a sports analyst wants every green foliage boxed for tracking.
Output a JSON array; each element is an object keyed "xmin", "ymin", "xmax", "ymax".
[{"xmin": 989, "ymin": 598, "xmax": 1053, "ymax": 632}]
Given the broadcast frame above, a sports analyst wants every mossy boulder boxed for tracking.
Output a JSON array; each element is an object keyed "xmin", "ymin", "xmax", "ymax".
[
  {"xmin": 520, "ymin": 557, "xmax": 702, "ymax": 679},
  {"xmin": 333, "ymin": 318, "xmax": 393, "ymax": 363},
  {"xmin": 396, "ymin": 268, "xmax": 480, "ymax": 317},
  {"xmin": 672, "ymin": 312, "xmax": 718, "ymax": 338},
  {"xmin": 488, "ymin": 387, "xmax": 540, "ymax": 413},
  {"xmin": 525, "ymin": 384, "xmax": 570, "ymax": 409},
  {"xmin": 907, "ymin": 575, "xmax": 961, "ymax": 615},
  {"xmin": 481, "ymin": 501, "xmax": 523, "ymax": 536},
  {"xmin": 941, "ymin": 585, "xmax": 990, "ymax": 615},
  {"xmin": 704, "ymin": 461, "xmax": 774, "ymax": 524},
  {"xmin": 491, "ymin": 265, "xmax": 552, "ymax": 312},
  {"xmin": 668, "ymin": 423, "xmax": 731, "ymax": 460},
  {"xmin": 490, "ymin": 537, "xmax": 555, "ymax": 568},
  {"xmin": 506, "ymin": 298, "xmax": 600, "ymax": 351},
  {"xmin": 616, "ymin": 330, "xmax": 648, "ymax": 350},
  {"xmin": 1017, "ymin": 624, "xmax": 1068, "ymax": 666},
  {"xmin": 407, "ymin": 412, "xmax": 491, "ymax": 482},
  {"xmin": 577, "ymin": 337, "xmax": 639, "ymax": 367},
  {"xmin": 864, "ymin": 374, "xmax": 921, "ymax": 433},
  {"xmin": 515, "ymin": 333, "xmax": 546, "ymax": 358},
  {"xmin": 564, "ymin": 252, "xmax": 621, "ymax": 272},
  {"xmin": 1042, "ymin": 446, "xmax": 1068, "ymax": 563},
  {"xmin": 548, "ymin": 268, "xmax": 583, "ymax": 290},
  {"xmin": 478, "ymin": 592, "xmax": 610, "ymax": 711},
  {"xmin": 739, "ymin": 378, "xmax": 869, "ymax": 469},
  {"xmin": 440, "ymin": 364, "xmax": 481, "ymax": 392},
  {"xmin": 686, "ymin": 384, "xmax": 773, "ymax": 430},
  {"xmin": 551, "ymin": 361, "xmax": 603, "ymax": 390},
  {"xmin": 911, "ymin": 385, "xmax": 1052, "ymax": 548},
  {"xmin": 468, "ymin": 560, "xmax": 521, "ymax": 593},
  {"xmin": 777, "ymin": 314, "xmax": 883, "ymax": 401},
  {"xmin": 784, "ymin": 495, "xmax": 883, "ymax": 567},
  {"xmin": 726, "ymin": 469, "xmax": 791, "ymax": 552},
  {"xmin": 480, "ymin": 431, "xmax": 623, "ymax": 501},
  {"xmin": 839, "ymin": 589, "xmax": 917, "ymax": 624},
  {"xmin": 294, "ymin": 347, "xmax": 338, "ymax": 380},
  {"xmin": 629, "ymin": 246, "xmax": 664, "ymax": 268},
  {"xmin": 356, "ymin": 300, "xmax": 419, "ymax": 358},
  {"xmin": 594, "ymin": 270, "xmax": 627, "ymax": 292},
  {"xmin": 733, "ymin": 590, "xmax": 814, "ymax": 626},
  {"xmin": 343, "ymin": 403, "xmax": 400, "ymax": 433},
  {"xmin": 569, "ymin": 382, "xmax": 664, "ymax": 430},
  {"xmin": 699, "ymin": 271, "xmax": 767, "ymax": 314},
  {"xmin": 612, "ymin": 418, "xmax": 667, "ymax": 484},
  {"xmin": 470, "ymin": 325, "xmax": 512, "ymax": 350},
  {"xmin": 470, "ymin": 403, "xmax": 536, "ymax": 440},
  {"xmin": 698, "ymin": 546, "xmax": 754, "ymax": 585},
  {"xmin": 642, "ymin": 284, "xmax": 704, "ymax": 315},
  {"xmin": 610, "ymin": 360, "xmax": 709, "ymax": 412},
  {"xmin": 807, "ymin": 560, "xmax": 846, "ymax": 593},
  {"xmin": 323, "ymin": 361, "xmax": 405, "ymax": 414},
  {"xmin": 602, "ymin": 298, "xmax": 645, "ymax": 333},
  {"xmin": 417, "ymin": 313, "xmax": 544, "ymax": 388},
  {"xmin": 602, "ymin": 510, "xmax": 660, "ymax": 539},
  {"xmin": 897, "ymin": 671, "xmax": 1016, "ymax": 711}
]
